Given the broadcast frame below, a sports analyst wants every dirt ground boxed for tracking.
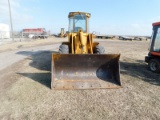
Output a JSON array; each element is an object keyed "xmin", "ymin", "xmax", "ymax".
[{"xmin": 0, "ymin": 38, "xmax": 160, "ymax": 120}]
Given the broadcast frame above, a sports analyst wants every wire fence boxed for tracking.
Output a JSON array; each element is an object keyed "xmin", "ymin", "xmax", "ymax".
[{"xmin": 0, "ymin": 31, "xmax": 38, "ymax": 45}]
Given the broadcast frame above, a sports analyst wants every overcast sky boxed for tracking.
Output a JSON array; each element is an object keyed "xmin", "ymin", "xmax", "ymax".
[{"xmin": 0, "ymin": 0, "xmax": 160, "ymax": 35}]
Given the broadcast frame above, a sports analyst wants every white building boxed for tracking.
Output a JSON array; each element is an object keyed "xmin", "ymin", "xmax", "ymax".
[{"xmin": 0, "ymin": 23, "xmax": 10, "ymax": 39}]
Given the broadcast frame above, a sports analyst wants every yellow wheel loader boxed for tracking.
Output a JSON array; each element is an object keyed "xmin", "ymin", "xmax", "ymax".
[
  {"xmin": 58, "ymin": 28, "xmax": 67, "ymax": 37},
  {"xmin": 51, "ymin": 12, "xmax": 121, "ymax": 90}
]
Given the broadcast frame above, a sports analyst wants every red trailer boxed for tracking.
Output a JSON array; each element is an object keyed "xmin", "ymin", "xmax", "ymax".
[
  {"xmin": 23, "ymin": 28, "xmax": 45, "ymax": 34},
  {"xmin": 22, "ymin": 28, "xmax": 48, "ymax": 39},
  {"xmin": 145, "ymin": 22, "xmax": 160, "ymax": 72}
]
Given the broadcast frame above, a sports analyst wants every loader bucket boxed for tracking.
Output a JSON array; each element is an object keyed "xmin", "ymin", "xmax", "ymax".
[{"xmin": 51, "ymin": 54, "xmax": 121, "ymax": 90}]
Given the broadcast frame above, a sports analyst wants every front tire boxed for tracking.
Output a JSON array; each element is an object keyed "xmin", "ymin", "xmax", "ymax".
[
  {"xmin": 59, "ymin": 44, "xmax": 69, "ymax": 54},
  {"xmin": 148, "ymin": 59, "xmax": 160, "ymax": 73},
  {"xmin": 94, "ymin": 45, "xmax": 105, "ymax": 54}
]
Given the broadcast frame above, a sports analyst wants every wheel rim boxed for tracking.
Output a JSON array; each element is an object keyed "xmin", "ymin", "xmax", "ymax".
[{"xmin": 150, "ymin": 62, "xmax": 158, "ymax": 71}]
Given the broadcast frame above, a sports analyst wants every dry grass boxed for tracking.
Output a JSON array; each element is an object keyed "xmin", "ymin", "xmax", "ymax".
[
  {"xmin": 0, "ymin": 37, "xmax": 66, "ymax": 52},
  {"xmin": 0, "ymin": 39, "xmax": 160, "ymax": 120}
]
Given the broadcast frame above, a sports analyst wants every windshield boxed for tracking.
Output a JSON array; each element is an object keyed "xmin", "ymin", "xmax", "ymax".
[
  {"xmin": 149, "ymin": 30, "xmax": 154, "ymax": 51},
  {"xmin": 69, "ymin": 14, "xmax": 87, "ymax": 32},
  {"xmin": 153, "ymin": 26, "xmax": 160, "ymax": 52}
]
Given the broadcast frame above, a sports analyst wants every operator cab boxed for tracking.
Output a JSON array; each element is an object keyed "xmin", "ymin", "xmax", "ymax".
[
  {"xmin": 68, "ymin": 12, "xmax": 91, "ymax": 33},
  {"xmin": 149, "ymin": 23, "xmax": 160, "ymax": 53}
]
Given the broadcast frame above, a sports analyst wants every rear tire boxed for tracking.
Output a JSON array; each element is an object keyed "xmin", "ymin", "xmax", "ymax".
[
  {"xmin": 94, "ymin": 45, "xmax": 105, "ymax": 54},
  {"xmin": 59, "ymin": 44, "xmax": 69, "ymax": 54},
  {"xmin": 148, "ymin": 59, "xmax": 160, "ymax": 73}
]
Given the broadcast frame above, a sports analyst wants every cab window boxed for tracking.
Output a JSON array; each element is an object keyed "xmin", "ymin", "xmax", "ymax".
[{"xmin": 153, "ymin": 27, "xmax": 160, "ymax": 52}]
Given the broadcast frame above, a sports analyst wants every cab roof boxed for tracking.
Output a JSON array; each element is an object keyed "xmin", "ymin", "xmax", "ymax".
[
  {"xmin": 152, "ymin": 22, "xmax": 160, "ymax": 26},
  {"xmin": 68, "ymin": 12, "xmax": 91, "ymax": 18}
]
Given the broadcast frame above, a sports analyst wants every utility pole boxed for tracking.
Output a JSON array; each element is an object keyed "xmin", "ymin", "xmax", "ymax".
[{"xmin": 8, "ymin": 0, "xmax": 14, "ymax": 41}]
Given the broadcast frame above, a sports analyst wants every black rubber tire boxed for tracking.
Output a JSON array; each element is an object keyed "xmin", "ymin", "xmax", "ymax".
[
  {"xmin": 148, "ymin": 59, "xmax": 160, "ymax": 73},
  {"xmin": 94, "ymin": 45, "xmax": 105, "ymax": 54},
  {"xmin": 59, "ymin": 44, "xmax": 69, "ymax": 54}
]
